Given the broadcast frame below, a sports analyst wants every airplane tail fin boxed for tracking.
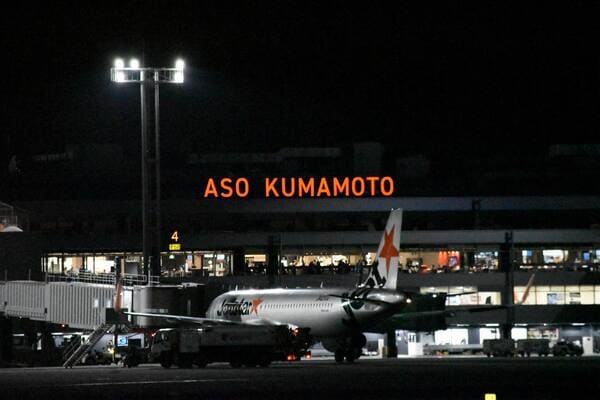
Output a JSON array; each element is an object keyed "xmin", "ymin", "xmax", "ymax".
[{"xmin": 362, "ymin": 208, "xmax": 403, "ymax": 289}]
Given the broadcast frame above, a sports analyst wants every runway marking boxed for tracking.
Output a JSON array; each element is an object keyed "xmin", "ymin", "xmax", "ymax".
[{"xmin": 58, "ymin": 378, "xmax": 248, "ymax": 387}]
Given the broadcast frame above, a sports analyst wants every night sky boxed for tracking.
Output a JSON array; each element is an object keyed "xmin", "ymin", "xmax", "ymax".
[{"xmin": 2, "ymin": 1, "xmax": 598, "ymax": 168}]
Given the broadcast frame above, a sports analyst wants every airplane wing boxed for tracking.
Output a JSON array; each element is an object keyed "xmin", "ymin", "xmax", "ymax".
[
  {"xmin": 124, "ymin": 311, "xmax": 287, "ymax": 327},
  {"xmin": 366, "ymin": 305, "xmax": 515, "ymax": 333},
  {"xmin": 328, "ymin": 293, "xmax": 396, "ymax": 306},
  {"xmin": 123, "ymin": 311, "xmax": 241, "ymax": 325},
  {"xmin": 450, "ymin": 272, "xmax": 537, "ymax": 311},
  {"xmin": 367, "ymin": 310, "xmax": 452, "ymax": 333},
  {"xmin": 367, "ymin": 274, "xmax": 536, "ymax": 332},
  {"xmin": 445, "ymin": 291, "xmax": 478, "ymax": 297},
  {"xmin": 242, "ymin": 318, "xmax": 289, "ymax": 327}
]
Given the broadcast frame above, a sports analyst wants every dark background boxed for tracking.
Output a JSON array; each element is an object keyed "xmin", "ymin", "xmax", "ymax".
[{"xmin": 1, "ymin": 1, "xmax": 599, "ymax": 197}]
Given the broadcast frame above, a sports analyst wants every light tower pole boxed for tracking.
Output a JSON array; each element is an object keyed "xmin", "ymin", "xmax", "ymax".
[{"xmin": 111, "ymin": 58, "xmax": 185, "ymax": 281}]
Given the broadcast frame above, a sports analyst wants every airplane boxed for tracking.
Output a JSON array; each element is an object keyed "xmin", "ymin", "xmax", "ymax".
[{"xmin": 125, "ymin": 208, "xmax": 534, "ymax": 363}]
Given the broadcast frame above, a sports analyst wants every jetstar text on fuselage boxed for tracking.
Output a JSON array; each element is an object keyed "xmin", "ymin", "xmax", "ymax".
[
  {"xmin": 216, "ymin": 298, "xmax": 262, "ymax": 317},
  {"xmin": 203, "ymin": 176, "xmax": 395, "ymax": 198}
]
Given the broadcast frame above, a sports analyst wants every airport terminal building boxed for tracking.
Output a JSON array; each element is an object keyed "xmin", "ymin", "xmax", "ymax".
[{"xmin": 2, "ymin": 142, "xmax": 600, "ymax": 356}]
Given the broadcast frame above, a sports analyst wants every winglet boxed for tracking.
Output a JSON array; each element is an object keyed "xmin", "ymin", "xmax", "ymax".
[
  {"xmin": 517, "ymin": 273, "xmax": 535, "ymax": 305},
  {"xmin": 362, "ymin": 209, "xmax": 403, "ymax": 289}
]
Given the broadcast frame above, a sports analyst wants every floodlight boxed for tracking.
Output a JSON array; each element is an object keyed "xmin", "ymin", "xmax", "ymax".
[
  {"xmin": 173, "ymin": 71, "xmax": 184, "ymax": 83},
  {"xmin": 109, "ymin": 55, "xmax": 186, "ymax": 279}
]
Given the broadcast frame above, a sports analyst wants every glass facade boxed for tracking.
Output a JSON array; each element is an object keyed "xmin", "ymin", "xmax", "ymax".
[
  {"xmin": 514, "ymin": 285, "xmax": 599, "ymax": 305},
  {"xmin": 41, "ymin": 246, "xmax": 600, "ymax": 278},
  {"xmin": 518, "ymin": 248, "xmax": 600, "ymax": 272},
  {"xmin": 417, "ymin": 285, "xmax": 600, "ymax": 306},
  {"xmin": 420, "ymin": 286, "xmax": 502, "ymax": 306},
  {"xmin": 42, "ymin": 250, "xmax": 235, "ymax": 278}
]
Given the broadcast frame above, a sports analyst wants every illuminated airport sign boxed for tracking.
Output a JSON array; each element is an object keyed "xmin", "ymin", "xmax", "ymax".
[
  {"xmin": 169, "ymin": 230, "xmax": 181, "ymax": 251},
  {"xmin": 203, "ymin": 176, "xmax": 396, "ymax": 198}
]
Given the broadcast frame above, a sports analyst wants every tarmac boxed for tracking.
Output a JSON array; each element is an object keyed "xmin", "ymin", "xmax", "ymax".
[{"xmin": 1, "ymin": 356, "xmax": 599, "ymax": 400}]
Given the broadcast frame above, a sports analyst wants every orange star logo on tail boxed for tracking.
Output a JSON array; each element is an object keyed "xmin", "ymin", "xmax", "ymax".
[
  {"xmin": 379, "ymin": 226, "xmax": 399, "ymax": 275},
  {"xmin": 250, "ymin": 298, "xmax": 264, "ymax": 315}
]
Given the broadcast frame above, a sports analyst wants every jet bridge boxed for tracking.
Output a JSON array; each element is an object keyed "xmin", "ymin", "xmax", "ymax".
[
  {"xmin": 0, "ymin": 280, "xmax": 122, "ymax": 330},
  {"xmin": 0, "ymin": 278, "xmax": 207, "ymax": 367},
  {"xmin": 0, "ymin": 278, "xmax": 206, "ymax": 330}
]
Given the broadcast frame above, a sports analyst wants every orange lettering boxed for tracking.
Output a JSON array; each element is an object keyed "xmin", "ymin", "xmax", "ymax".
[
  {"xmin": 351, "ymin": 177, "xmax": 365, "ymax": 196},
  {"xmin": 265, "ymin": 178, "xmax": 279, "ymax": 197},
  {"xmin": 207, "ymin": 176, "xmax": 394, "ymax": 198},
  {"xmin": 204, "ymin": 178, "xmax": 219, "ymax": 198},
  {"xmin": 316, "ymin": 177, "xmax": 332, "ymax": 197},
  {"xmin": 220, "ymin": 178, "xmax": 233, "ymax": 198},
  {"xmin": 236, "ymin": 177, "xmax": 250, "ymax": 197},
  {"xmin": 281, "ymin": 178, "xmax": 295, "ymax": 197},
  {"xmin": 381, "ymin": 176, "xmax": 394, "ymax": 196},
  {"xmin": 333, "ymin": 177, "xmax": 349, "ymax": 196},
  {"xmin": 298, "ymin": 178, "xmax": 315, "ymax": 197},
  {"xmin": 366, "ymin": 176, "xmax": 378, "ymax": 196}
]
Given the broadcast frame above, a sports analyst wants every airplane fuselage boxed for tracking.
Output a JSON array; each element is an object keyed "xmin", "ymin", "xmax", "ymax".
[{"xmin": 206, "ymin": 287, "xmax": 406, "ymax": 339}]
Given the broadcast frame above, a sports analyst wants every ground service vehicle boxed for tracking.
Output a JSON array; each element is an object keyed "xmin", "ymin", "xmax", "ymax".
[
  {"xmin": 150, "ymin": 324, "xmax": 311, "ymax": 368},
  {"xmin": 483, "ymin": 339, "xmax": 515, "ymax": 357},
  {"xmin": 516, "ymin": 339, "xmax": 550, "ymax": 357},
  {"xmin": 552, "ymin": 340, "xmax": 583, "ymax": 357}
]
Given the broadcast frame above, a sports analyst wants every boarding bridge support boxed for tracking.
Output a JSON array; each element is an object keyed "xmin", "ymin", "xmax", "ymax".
[{"xmin": 0, "ymin": 317, "xmax": 13, "ymax": 365}]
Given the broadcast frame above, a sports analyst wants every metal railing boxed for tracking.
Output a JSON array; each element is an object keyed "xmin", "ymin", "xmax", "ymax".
[
  {"xmin": 122, "ymin": 273, "xmax": 160, "ymax": 285},
  {"xmin": 46, "ymin": 272, "xmax": 160, "ymax": 286}
]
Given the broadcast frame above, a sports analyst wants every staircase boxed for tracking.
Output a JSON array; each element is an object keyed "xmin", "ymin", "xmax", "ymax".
[
  {"xmin": 61, "ymin": 335, "xmax": 83, "ymax": 363},
  {"xmin": 63, "ymin": 323, "xmax": 114, "ymax": 368}
]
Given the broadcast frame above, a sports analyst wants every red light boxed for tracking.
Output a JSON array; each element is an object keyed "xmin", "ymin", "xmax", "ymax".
[{"xmin": 286, "ymin": 354, "xmax": 298, "ymax": 361}]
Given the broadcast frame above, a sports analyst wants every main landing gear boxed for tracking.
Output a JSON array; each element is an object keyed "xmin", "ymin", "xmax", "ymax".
[
  {"xmin": 334, "ymin": 347, "xmax": 362, "ymax": 363},
  {"xmin": 332, "ymin": 334, "xmax": 366, "ymax": 363}
]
